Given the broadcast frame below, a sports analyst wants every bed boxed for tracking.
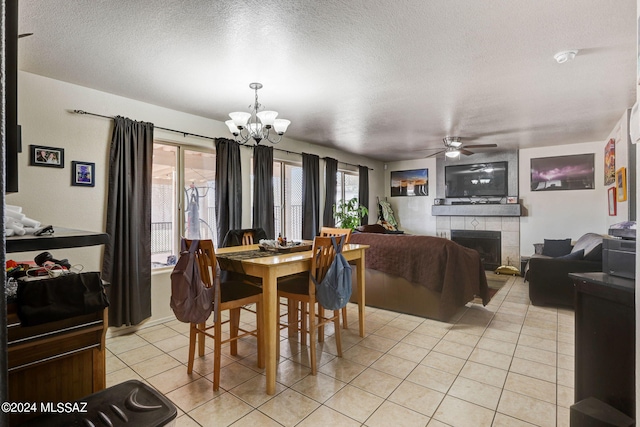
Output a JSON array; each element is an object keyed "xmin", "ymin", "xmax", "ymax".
[{"xmin": 349, "ymin": 232, "xmax": 489, "ymax": 321}]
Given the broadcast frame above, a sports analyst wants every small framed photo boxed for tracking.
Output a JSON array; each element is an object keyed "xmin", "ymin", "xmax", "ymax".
[
  {"xmin": 29, "ymin": 145, "xmax": 64, "ymax": 168},
  {"xmin": 506, "ymin": 196, "xmax": 518, "ymax": 204},
  {"xmin": 608, "ymin": 187, "xmax": 617, "ymax": 216},
  {"xmin": 616, "ymin": 167, "xmax": 627, "ymax": 202},
  {"xmin": 71, "ymin": 161, "xmax": 95, "ymax": 187}
]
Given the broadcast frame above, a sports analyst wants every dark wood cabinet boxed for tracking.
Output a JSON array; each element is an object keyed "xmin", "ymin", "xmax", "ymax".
[
  {"xmin": 569, "ymin": 272, "xmax": 635, "ymax": 421},
  {"xmin": 6, "ymin": 228, "xmax": 108, "ymax": 425}
]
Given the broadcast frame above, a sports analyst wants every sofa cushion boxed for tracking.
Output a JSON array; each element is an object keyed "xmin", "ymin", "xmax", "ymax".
[
  {"xmin": 571, "ymin": 233, "xmax": 604, "ymax": 260},
  {"xmin": 542, "ymin": 238, "xmax": 572, "ymax": 257},
  {"xmin": 584, "ymin": 243, "xmax": 603, "ymax": 262},
  {"xmin": 557, "ymin": 249, "xmax": 584, "ymax": 260}
]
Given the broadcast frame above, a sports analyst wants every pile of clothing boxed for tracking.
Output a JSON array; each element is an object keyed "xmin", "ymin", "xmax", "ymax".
[{"xmin": 5, "ymin": 205, "xmax": 41, "ymax": 236}]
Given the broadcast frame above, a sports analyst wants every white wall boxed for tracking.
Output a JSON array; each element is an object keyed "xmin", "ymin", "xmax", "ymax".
[
  {"xmin": 518, "ymin": 141, "xmax": 608, "ymax": 253},
  {"xmin": 380, "ymin": 157, "xmax": 438, "ymax": 235},
  {"xmin": 9, "ymin": 71, "xmax": 383, "ymax": 328}
]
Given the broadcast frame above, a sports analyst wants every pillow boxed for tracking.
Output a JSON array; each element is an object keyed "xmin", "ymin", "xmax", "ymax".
[
  {"xmin": 583, "ymin": 243, "xmax": 603, "ymax": 262},
  {"xmin": 356, "ymin": 224, "xmax": 387, "ymax": 233},
  {"xmin": 556, "ymin": 249, "xmax": 584, "ymax": 260},
  {"xmin": 376, "ymin": 220, "xmax": 397, "ymax": 231},
  {"xmin": 542, "ymin": 238, "xmax": 572, "ymax": 257},
  {"xmin": 571, "ymin": 233, "xmax": 604, "ymax": 258}
]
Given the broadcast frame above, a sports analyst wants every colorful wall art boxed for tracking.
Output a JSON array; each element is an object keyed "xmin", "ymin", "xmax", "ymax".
[
  {"xmin": 530, "ymin": 154, "xmax": 595, "ymax": 191},
  {"xmin": 604, "ymin": 138, "xmax": 615, "ymax": 185},
  {"xmin": 390, "ymin": 168, "xmax": 428, "ymax": 196}
]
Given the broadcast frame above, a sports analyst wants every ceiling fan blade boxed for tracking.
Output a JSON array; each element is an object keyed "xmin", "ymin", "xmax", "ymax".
[
  {"xmin": 425, "ymin": 150, "xmax": 446, "ymax": 158},
  {"xmin": 460, "ymin": 149, "xmax": 474, "ymax": 156},
  {"xmin": 463, "ymin": 144, "xmax": 498, "ymax": 149},
  {"xmin": 18, "ymin": 33, "xmax": 33, "ymax": 38}
]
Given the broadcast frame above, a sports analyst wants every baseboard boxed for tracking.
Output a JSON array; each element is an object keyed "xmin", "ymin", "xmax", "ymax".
[{"xmin": 106, "ymin": 314, "xmax": 177, "ymax": 338}]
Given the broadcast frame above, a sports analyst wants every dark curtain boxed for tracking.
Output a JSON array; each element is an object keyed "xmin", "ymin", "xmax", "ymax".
[
  {"xmin": 302, "ymin": 153, "xmax": 320, "ymax": 239},
  {"xmin": 358, "ymin": 165, "xmax": 370, "ymax": 225},
  {"xmin": 252, "ymin": 145, "xmax": 274, "ymax": 238},
  {"xmin": 215, "ymin": 138, "xmax": 242, "ymax": 245},
  {"xmin": 102, "ymin": 116, "xmax": 154, "ymax": 327},
  {"xmin": 323, "ymin": 157, "xmax": 338, "ymax": 227}
]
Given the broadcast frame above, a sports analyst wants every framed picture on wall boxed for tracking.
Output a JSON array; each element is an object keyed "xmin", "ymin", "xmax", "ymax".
[
  {"xmin": 29, "ymin": 145, "xmax": 64, "ymax": 168},
  {"xmin": 390, "ymin": 169, "xmax": 428, "ymax": 196},
  {"xmin": 71, "ymin": 161, "xmax": 95, "ymax": 187},
  {"xmin": 616, "ymin": 167, "xmax": 627, "ymax": 202},
  {"xmin": 604, "ymin": 138, "xmax": 615, "ymax": 185},
  {"xmin": 608, "ymin": 187, "xmax": 617, "ymax": 216},
  {"xmin": 530, "ymin": 153, "xmax": 595, "ymax": 191}
]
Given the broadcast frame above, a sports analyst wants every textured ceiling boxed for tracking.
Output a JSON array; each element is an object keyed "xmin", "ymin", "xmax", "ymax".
[{"xmin": 18, "ymin": 0, "xmax": 637, "ymax": 161}]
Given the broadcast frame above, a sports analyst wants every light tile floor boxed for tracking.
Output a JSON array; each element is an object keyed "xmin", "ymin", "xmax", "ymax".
[{"xmin": 106, "ymin": 275, "xmax": 574, "ymax": 427}]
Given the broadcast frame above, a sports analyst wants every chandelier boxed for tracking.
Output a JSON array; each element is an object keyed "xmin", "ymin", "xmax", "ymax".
[{"xmin": 225, "ymin": 82, "xmax": 291, "ymax": 145}]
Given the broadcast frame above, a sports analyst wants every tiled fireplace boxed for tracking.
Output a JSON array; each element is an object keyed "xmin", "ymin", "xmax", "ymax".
[
  {"xmin": 436, "ymin": 216, "xmax": 520, "ymax": 269},
  {"xmin": 451, "ymin": 230, "xmax": 502, "ymax": 270}
]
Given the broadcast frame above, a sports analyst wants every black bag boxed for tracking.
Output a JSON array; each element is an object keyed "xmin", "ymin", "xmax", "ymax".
[
  {"xmin": 313, "ymin": 236, "xmax": 353, "ymax": 310},
  {"xmin": 16, "ymin": 271, "xmax": 109, "ymax": 326},
  {"xmin": 170, "ymin": 239, "xmax": 216, "ymax": 324}
]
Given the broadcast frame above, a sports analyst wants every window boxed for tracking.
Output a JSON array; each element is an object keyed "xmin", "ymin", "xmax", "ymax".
[
  {"xmin": 151, "ymin": 143, "xmax": 216, "ymax": 268},
  {"xmin": 336, "ymin": 170, "xmax": 359, "ymax": 206},
  {"xmin": 273, "ymin": 161, "xmax": 303, "ymax": 240}
]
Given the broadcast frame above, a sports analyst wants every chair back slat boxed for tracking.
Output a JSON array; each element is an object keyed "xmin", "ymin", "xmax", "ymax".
[
  {"xmin": 319, "ymin": 227, "xmax": 352, "ymax": 244},
  {"xmin": 241, "ymin": 232, "xmax": 255, "ymax": 246},
  {"xmin": 184, "ymin": 239, "xmax": 217, "ymax": 288}
]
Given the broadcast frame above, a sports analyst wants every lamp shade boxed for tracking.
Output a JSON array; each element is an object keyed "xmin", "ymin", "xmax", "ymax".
[
  {"xmin": 273, "ymin": 119, "xmax": 291, "ymax": 134},
  {"xmin": 225, "ymin": 120, "xmax": 239, "ymax": 134},
  {"xmin": 256, "ymin": 110, "xmax": 278, "ymax": 126},
  {"xmin": 445, "ymin": 150, "xmax": 460, "ymax": 158},
  {"xmin": 229, "ymin": 111, "xmax": 251, "ymax": 128}
]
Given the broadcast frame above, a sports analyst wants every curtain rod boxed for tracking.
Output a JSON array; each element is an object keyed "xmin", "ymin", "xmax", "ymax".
[
  {"xmin": 73, "ymin": 109, "xmax": 372, "ymax": 170},
  {"xmin": 271, "ymin": 148, "xmax": 373, "ymax": 171},
  {"xmin": 73, "ymin": 110, "xmax": 216, "ymax": 141}
]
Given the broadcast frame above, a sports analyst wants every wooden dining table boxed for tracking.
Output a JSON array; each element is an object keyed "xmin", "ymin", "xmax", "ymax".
[{"xmin": 215, "ymin": 243, "xmax": 369, "ymax": 395}]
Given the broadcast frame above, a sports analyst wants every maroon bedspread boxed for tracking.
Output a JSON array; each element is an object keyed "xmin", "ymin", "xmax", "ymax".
[{"xmin": 350, "ymin": 232, "xmax": 489, "ymax": 319}]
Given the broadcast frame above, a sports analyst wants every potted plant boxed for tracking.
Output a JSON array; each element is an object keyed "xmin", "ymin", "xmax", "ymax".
[{"xmin": 333, "ymin": 197, "xmax": 368, "ymax": 230}]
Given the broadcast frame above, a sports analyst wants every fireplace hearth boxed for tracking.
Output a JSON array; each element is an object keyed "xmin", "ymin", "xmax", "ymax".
[{"xmin": 451, "ymin": 230, "xmax": 501, "ymax": 270}]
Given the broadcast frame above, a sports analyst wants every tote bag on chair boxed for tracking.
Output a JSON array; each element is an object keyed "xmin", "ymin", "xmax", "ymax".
[
  {"xmin": 313, "ymin": 236, "xmax": 353, "ymax": 310},
  {"xmin": 170, "ymin": 239, "xmax": 215, "ymax": 324}
]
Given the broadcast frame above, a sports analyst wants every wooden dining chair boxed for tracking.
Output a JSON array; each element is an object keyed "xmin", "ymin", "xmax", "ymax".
[
  {"xmin": 184, "ymin": 239, "xmax": 264, "ymax": 391},
  {"xmin": 220, "ymin": 228, "xmax": 265, "ymax": 288},
  {"xmin": 319, "ymin": 227, "xmax": 352, "ymax": 329},
  {"xmin": 241, "ymin": 231, "xmax": 255, "ymax": 246},
  {"xmin": 277, "ymin": 235, "xmax": 344, "ymax": 374}
]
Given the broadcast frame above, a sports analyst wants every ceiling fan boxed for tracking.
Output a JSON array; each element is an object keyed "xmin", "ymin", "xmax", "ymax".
[{"xmin": 424, "ymin": 136, "xmax": 498, "ymax": 158}]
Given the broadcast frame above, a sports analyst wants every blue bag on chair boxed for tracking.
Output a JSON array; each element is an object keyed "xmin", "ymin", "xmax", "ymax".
[{"xmin": 313, "ymin": 236, "xmax": 353, "ymax": 310}]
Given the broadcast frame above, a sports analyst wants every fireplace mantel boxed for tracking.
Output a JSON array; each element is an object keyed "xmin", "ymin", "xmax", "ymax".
[{"xmin": 432, "ymin": 203, "xmax": 522, "ymax": 217}]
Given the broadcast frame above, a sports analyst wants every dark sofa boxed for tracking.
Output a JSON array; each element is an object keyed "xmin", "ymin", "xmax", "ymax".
[{"xmin": 527, "ymin": 233, "xmax": 604, "ymax": 307}]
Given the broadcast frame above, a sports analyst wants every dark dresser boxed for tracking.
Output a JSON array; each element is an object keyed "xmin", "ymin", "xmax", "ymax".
[
  {"xmin": 569, "ymin": 272, "xmax": 635, "ymax": 422},
  {"xmin": 6, "ymin": 228, "xmax": 109, "ymax": 425}
]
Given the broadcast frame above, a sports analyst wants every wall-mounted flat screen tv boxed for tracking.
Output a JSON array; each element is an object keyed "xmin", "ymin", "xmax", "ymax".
[{"xmin": 445, "ymin": 161, "xmax": 508, "ymax": 198}]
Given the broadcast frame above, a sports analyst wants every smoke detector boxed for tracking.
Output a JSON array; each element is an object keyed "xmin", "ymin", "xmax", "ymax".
[{"xmin": 554, "ymin": 50, "xmax": 578, "ymax": 64}]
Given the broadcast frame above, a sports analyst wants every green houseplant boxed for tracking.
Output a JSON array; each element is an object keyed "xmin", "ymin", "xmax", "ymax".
[{"xmin": 333, "ymin": 197, "xmax": 368, "ymax": 230}]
